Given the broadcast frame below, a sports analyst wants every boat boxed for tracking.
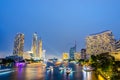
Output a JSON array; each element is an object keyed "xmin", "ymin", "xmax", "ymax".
[
  {"xmin": 83, "ymin": 65, "xmax": 95, "ymax": 71},
  {"xmin": 66, "ymin": 68, "xmax": 72, "ymax": 74},
  {"xmin": 46, "ymin": 66, "xmax": 53, "ymax": 71},
  {"xmin": 59, "ymin": 67, "xmax": 64, "ymax": 71},
  {"xmin": 15, "ymin": 60, "xmax": 26, "ymax": 67}
]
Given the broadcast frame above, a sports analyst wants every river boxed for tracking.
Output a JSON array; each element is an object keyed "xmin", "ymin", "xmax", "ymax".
[{"xmin": 0, "ymin": 63, "xmax": 98, "ymax": 80}]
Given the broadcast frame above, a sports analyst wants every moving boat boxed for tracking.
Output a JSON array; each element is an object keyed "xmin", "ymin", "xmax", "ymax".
[
  {"xmin": 15, "ymin": 60, "xmax": 26, "ymax": 67},
  {"xmin": 46, "ymin": 66, "xmax": 53, "ymax": 71},
  {"xmin": 59, "ymin": 67, "xmax": 65, "ymax": 71},
  {"xmin": 83, "ymin": 65, "xmax": 95, "ymax": 71},
  {"xmin": 66, "ymin": 68, "xmax": 72, "ymax": 74}
]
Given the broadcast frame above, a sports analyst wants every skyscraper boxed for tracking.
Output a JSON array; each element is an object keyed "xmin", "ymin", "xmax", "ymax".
[
  {"xmin": 69, "ymin": 42, "xmax": 76, "ymax": 59},
  {"xmin": 13, "ymin": 33, "xmax": 24, "ymax": 57},
  {"xmin": 38, "ymin": 38, "xmax": 43, "ymax": 59},
  {"xmin": 31, "ymin": 32, "xmax": 37, "ymax": 57}
]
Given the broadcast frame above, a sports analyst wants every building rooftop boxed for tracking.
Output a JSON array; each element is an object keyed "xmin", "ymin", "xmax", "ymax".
[{"xmin": 88, "ymin": 30, "xmax": 112, "ymax": 36}]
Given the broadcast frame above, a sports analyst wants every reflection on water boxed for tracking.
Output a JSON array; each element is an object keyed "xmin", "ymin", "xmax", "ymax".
[
  {"xmin": 83, "ymin": 70, "xmax": 92, "ymax": 80},
  {"xmin": 46, "ymin": 70, "xmax": 53, "ymax": 80},
  {"xmin": 0, "ymin": 63, "xmax": 98, "ymax": 80},
  {"xmin": 13, "ymin": 64, "xmax": 45, "ymax": 80},
  {"xmin": 82, "ymin": 69, "xmax": 98, "ymax": 80}
]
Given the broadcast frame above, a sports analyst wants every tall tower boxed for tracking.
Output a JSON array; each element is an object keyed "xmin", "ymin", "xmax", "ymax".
[
  {"xmin": 31, "ymin": 32, "xmax": 37, "ymax": 57},
  {"xmin": 13, "ymin": 33, "xmax": 24, "ymax": 57},
  {"xmin": 38, "ymin": 38, "xmax": 43, "ymax": 59}
]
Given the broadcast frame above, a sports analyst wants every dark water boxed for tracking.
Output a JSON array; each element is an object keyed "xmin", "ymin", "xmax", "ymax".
[{"xmin": 0, "ymin": 63, "xmax": 98, "ymax": 80}]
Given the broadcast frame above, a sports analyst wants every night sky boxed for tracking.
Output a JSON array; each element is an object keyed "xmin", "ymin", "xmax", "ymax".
[{"xmin": 0, "ymin": 0, "xmax": 120, "ymax": 58}]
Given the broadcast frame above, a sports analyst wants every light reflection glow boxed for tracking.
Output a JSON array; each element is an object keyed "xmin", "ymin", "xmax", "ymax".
[
  {"xmin": 83, "ymin": 70, "xmax": 92, "ymax": 80},
  {"xmin": 16, "ymin": 62, "xmax": 25, "ymax": 67},
  {"xmin": 0, "ymin": 71, "xmax": 13, "ymax": 75}
]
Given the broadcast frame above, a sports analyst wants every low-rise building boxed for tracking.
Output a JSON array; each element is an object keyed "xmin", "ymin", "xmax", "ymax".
[
  {"xmin": 62, "ymin": 52, "xmax": 69, "ymax": 60},
  {"xmin": 23, "ymin": 51, "xmax": 32, "ymax": 60},
  {"xmin": 74, "ymin": 52, "xmax": 81, "ymax": 60}
]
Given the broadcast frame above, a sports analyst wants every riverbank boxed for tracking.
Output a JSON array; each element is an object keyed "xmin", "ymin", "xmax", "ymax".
[
  {"xmin": 98, "ymin": 74, "xmax": 106, "ymax": 80},
  {"xmin": 97, "ymin": 69, "xmax": 111, "ymax": 80}
]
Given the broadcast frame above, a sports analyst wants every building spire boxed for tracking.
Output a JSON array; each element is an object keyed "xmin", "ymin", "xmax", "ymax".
[{"xmin": 75, "ymin": 40, "xmax": 76, "ymax": 52}]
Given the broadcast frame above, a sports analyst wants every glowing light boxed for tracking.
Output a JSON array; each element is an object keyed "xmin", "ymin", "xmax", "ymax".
[
  {"xmin": 0, "ymin": 69, "xmax": 14, "ymax": 75},
  {"xmin": 16, "ymin": 62, "xmax": 26, "ymax": 67}
]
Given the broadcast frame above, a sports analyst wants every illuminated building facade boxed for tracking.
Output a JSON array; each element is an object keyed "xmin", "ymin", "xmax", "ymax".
[
  {"xmin": 86, "ymin": 30, "xmax": 116, "ymax": 55},
  {"xmin": 13, "ymin": 33, "xmax": 24, "ymax": 57},
  {"xmin": 62, "ymin": 52, "xmax": 69, "ymax": 60},
  {"xmin": 23, "ymin": 51, "xmax": 33, "ymax": 59},
  {"xmin": 38, "ymin": 39, "xmax": 43, "ymax": 59},
  {"xmin": 74, "ymin": 52, "xmax": 81, "ymax": 60},
  {"xmin": 31, "ymin": 33, "xmax": 37, "ymax": 57}
]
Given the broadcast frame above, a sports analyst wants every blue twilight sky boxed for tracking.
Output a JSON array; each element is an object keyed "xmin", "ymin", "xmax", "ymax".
[{"xmin": 0, "ymin": 0, "xmax": 120, "ymax": 58}]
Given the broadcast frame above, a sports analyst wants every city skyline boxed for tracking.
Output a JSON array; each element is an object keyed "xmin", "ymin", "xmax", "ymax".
[
  {"xmin": 0, "ymin": 30, "xmax": 119, "ymax": 58},
  {"xmin": 0, "ymin": 0, "xmax": 120, "ymax": 58}
]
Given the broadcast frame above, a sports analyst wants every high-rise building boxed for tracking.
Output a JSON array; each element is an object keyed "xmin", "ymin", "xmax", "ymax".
[
  {"xmin": 81, "ymin": 49, "xmax": 86, "ymax": 59},
  {"xmin": 13, "ymin": 33, "xmax": 24, "ymax": 57},
  {"xmin": 31, "ymin": 32, "xmax": 37, "ymax": 57},
  {"xmin": 86, "ymin": 30, "xmax": 116, "ymax": 55},
  {"xmin": 62, "ymin": 52, "xmax": 69, "ymax": 60},
  {"xmin": 42, "ymin": 50, "xmax": 46, "ymax": 60},
  {"xmin": 38, "ymin": 38, "xmax": 43, "ymax": 59},
  {"xmin": 69, "ymin": 42, "xmax": 76, "ymax": 59}
]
